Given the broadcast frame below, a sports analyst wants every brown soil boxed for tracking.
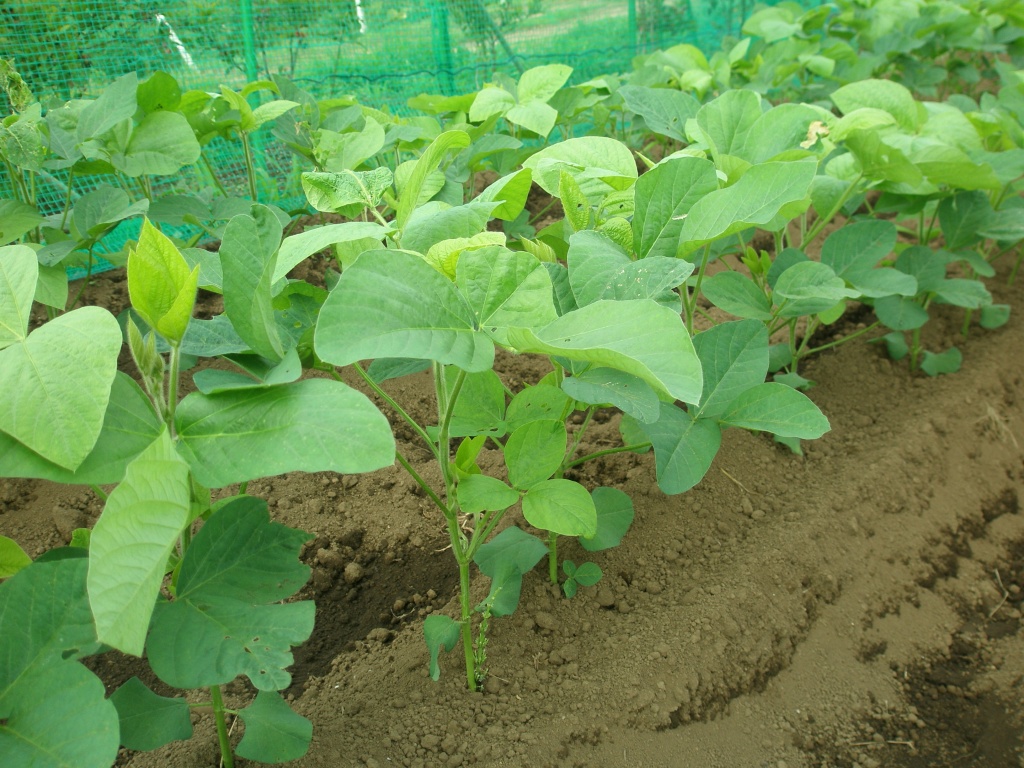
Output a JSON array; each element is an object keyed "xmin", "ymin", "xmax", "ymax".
[{"xmin": 3, "ymin": 266, "xmax": 1024, "ymax": 768}]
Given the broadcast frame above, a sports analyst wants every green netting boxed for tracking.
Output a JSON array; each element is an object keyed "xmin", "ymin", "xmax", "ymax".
[{"xmin": 1, "ymin": 0, "xmax": 773, "ymax": 274}]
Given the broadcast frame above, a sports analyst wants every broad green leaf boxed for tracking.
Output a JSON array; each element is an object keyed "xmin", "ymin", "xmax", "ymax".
[
  {"xmin": 366, "ymin": 357, "xmax": 431, "ymax": 384},
  {"xmin": 567, "ymin": 231, "xmax": 693, "ymax": 310},
  {"xmin": 397, "ymin": 130, "xmax": 470, "ymax": 231},
  {"xmin": 110, "ymin": 677, "xmax": 192, "ymax": 751},
  {"xmin": 423, "ymin": 614, "xmax": 461, "ymax": 681},
  {"xmin": 458, "ymin": 475, "xmax": 520, "ymax": 514},
  {"xmin": 580, "ymin": 487, "xmax": 634, "ymax": 552},
  {"xmin": 402, "ymin": 200, "xmax": 499, "ymax": 255},
  {"xmin": 894, "ymin": 245, "xmax": 948, "ymax": 293},
  {"xmin": 522, "ymin": 137, "xmax": 637, "ymax": 202},
  {"xmin": 831, "ymin": 79, "xmax": 921, "ymax": 131},
  {"xmin": 505, "ymin": 384, "xmax": 573, "ymax": 432},
  {"xmin": 631, "ymin": 403, "xmax": 722, "ymax": 495},
  {"xmin": 561, "ymin": 366, "xmax": 660, "ymax": 423},
  {"xmin": 316, "ymin": 249, "xmax": 494, "ymax": 372},
  {"xmin": 695, "ymin": 89, "xmax": 762, "ymax": 158},
  {"xmin": 693, "ymin": 320, "xmax": 769, "ymax": 419},
  {"xmin": 0, "ymin": 244, "xmax": 36, "ymax": 348},
  {"xmin": 559, "ymin": 169, "xmax": 589, "ymax": 232},
  {"xmin": 874, "ymin": 295, "xmax": 929, "ymax": 330},
  {"xmin": 701, "ymin": 271, "xmax": 773, "ymax": 320},
  {"xmin": 0, "ymin": 306, "xmax": 120, "ymax": 470},
  {"xmin": 220, "ymin": 205, "xmax": 285, "ymax": 361},
  {"xmin": 77, "ymin": 72, "xmax": 137, "ymax": 141},
  {"xmin": 35, "ymin": 264, "xmax": 68, "ymax": 309},
  {"xmin": 938, "ymin": 191, "xmax": 993, "ymax": 251},
  {"xmin": 934, "ymin": 278, "xmax": 991, "ymax": 309},
  {"xmin": 193, "ymin": 349, "xmax": 302, "ymax": 394},
  {"xmin": 476, "ymin": 169, "xmax": 533, "ymax": 221},
  {"xmin": 474, "ymin": 526, "xmax": 547, "ymax": 581},
  {"xmin": 921, "ymin": 347, "xmax": 962, "ymax": 376},
  {"xmin": 147, "ymin": 497, "xmax": 313, "ymax": 690},
  {"xmin": 275, "ymin": 221, "xmax": 388, "ymax": 285},
  {"xmin": 741, "ymin": 103, "xmax": 827, "ymax": 163},
  {"xmin": 890, "ymin": 135, "xmax": 1000, "ymax": 190},
  {"xmin": 236, "ymin": 691, "xmax": 312, "ymax": 763},
  {"xmin": 680, "ymin": 159, "xmax": 817, "ymax": 252},
  {"xmin": 128, "ymin": 219, "xmax": 199, "ymax": 344},
  {"xmin": 0, "ymin": 200, "xmax": 44, "ymax": 246},
  {"xmin": 252, "ymin": 99, "xmax": 300, "ymax": 128},
  {"xmin": 117, "ymin": 111, "xmax": 201, "ymax": 177},
  {"xmin": 0, "ymin": 372, "xmax": 161, "ymax": 485},
  {"xmin": 980, "ymin": 304, "xmax": 1010, "ymax": 329},
  {"xmin": 774, "ymin": 261, "xmax": 859, "ymax": 317},
  {"xmin": 522, "ymin": 479, "xmax": 597, "ymax": 537},
  {"xmin": 517, "ymin": 64, "xmax": 573, "ymax": 103},
  {"xmin": 72, "ymin": 186, "xmax": 150, "ymax": 242},
  {"xmin": 313, "ymin": 118, "xmax": 386, "ymax": 172},
  {"xmin": 632, "ymin": 156, "xmax": 719, "ymax": 259},
  {"xmin": 720, "ymin": 382, "xmax": 830, "ymax": 437},
  {"xmin": 446, "ymin": 368, "xmax": 507, "ymax": 437},
  {"xmin": 176, "ymin": 379, "xmax": 394, "ymax": 488},
  {"xmin": 842, "ymin": 130, "xmax": 923, "ymax": 186},
  {"xmin": 469, "ymin": 87, "xmax": 516, "ymax": 122},
  {"xmin": 821, "ymin": 219, "xmax": 897, "ymax": 277},
  {"xmin": 507, "ymin": 100, "xmax": 559, "ymax": 137},
  {"xmin": 0, "ymin": 535, "xmax": 30, "ymax": 578},
  {"xmin": 620, "ymin": 85, "xmax": 700, "ymax": 142},
  {"xmin": 301, "ymin": 168, "xmax": 394, "ymax": 214},
  {"xmin": 508, "ymin": 300, "xmax": 702, "ymax": 403},
  {"xmin": 88, "ymin": 431, "xmax": 189, "ymax": 656},
  {"xmin": 0, "ymin": 556, "xmax": 118, "ymax": 768},
  {"xmin": 505, "ymin": 420, "xmax": 567, "ymax": 490}
]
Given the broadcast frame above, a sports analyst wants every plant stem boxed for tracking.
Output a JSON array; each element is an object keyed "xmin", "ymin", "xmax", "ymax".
[
  {"xmin": 348, "ymin": 364, "xmax": 438, "ymax": 459},
  {"xmin": 209, "ymin": 685, "xmax": 235, "ymax": 768},
  {"xmin": 59, "ymin": 167, "xmax": 76, "ymax": 232},
  {"xmin": 90, "ymin": 485, "xmax": 108, "ymax": 503},
  {"xmin": 561, "ymin": 407, "xmax": 594, "ymax": 473},
  {"xmin": 547, "ymin": 531, "xmax": 558, "ymax": 585},
  {"xmin": 565, "ymin": 442, "xmax": 652, "ymax": 469},
  {"xmin": 395, "ymin": 450, "xmax": 448, "ymax": 515},
  {"xmin": 202, "ymin": 154, "xmax": 231, "ymax": 198},
  {"xmin": 804, "ymin": 321, "xmax": 882, "ymax": 356},
  {"xmin": 802, "ymin": 174, "xmax": 864, "ymax": 245},
  {"xmin": 241, "ymin": 131, "xmax": 259, "ymax": 202},
  {"xmin": 457, "ymin": 556, "xmax": 478, "ymax": 691},
  {"xmin": 66, "ymin": 244, "xmax": 96, "ymax": 311},
  {"xmin": 685, "ymin": 244, "xmax": 713, "ymax": 335},
  {"xmin": 166, "ymin": 344, "xmax": 182, "ymax": 435}
]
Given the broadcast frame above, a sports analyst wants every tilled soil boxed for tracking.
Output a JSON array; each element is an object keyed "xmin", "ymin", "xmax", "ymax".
[{"xmin": 3, "ymin": 266, "xmax": 1023, "ymax": 768}]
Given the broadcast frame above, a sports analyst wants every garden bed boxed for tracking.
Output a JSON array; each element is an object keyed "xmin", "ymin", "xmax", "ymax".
[{"xmin": 4, "ymin": 267, "xmax": 1022, "ymax": 768}]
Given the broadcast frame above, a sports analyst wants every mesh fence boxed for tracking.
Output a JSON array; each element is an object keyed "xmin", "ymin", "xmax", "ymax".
[{"xmin": 1, "ymin": 0, "xmax": 783, "ymax": 271}]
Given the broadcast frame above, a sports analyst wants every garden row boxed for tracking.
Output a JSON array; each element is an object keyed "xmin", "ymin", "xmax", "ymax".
[{"xmin": 1, "ymin": 0, "xmax": 1024, "ymax": 765}]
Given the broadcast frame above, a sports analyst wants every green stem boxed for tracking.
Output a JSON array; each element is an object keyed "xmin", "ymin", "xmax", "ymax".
[
  {"xmin": 238, "ymin": 480, "xmax": 249, "ymax": 495},
  {"xmin": 909, "ymin": 325, "xmax": 922, "ymax": 371},
  {"xmin": 210, "ymin": 685, "xmax": 235, "ymax": 768},
  {"xmin": 166, "ymin": 344, "xmax": 182, "ymax": 435},
  {"xmin": 66, "ymin": 244, "xmax": 96, "ymax": 311},
  {"xmin": 241, "ymin": 131, "xmax": 259, "ymax": 202},
  {"xmin": 395, "ymin": 450, "xmax": 448, "ymax": 515},
  {"xmin": 202, "ymin": 154, "xmax": 231, "ymax": 198},
  {"xmin": 565, "ymin": 442, "xmax": 652, "ymax": 469},
  {"xmin": 547, "ymin": 531, "xmax": 558, "ymax": 585},
  {"xmin": 560, "ymin": 407, "xmax": 594, "ymax": 474},
  {"xmin": 90, "ymin": 484, "xmax": 108, "ymax": 503},
  {"xmin": 457, "ymin": 556, "xmax": 478, "ymax": 691},
  {"xmin": 803, "ymin": 174, "xmax": 864, "ymax": 245},
  {"xmin": 804, "ymin": 321, "xmax": 882, "ymax": 356},
  {"xmin": 685, "ymin": 244, "xmax": 713, "ymax": 335},
  {"xmin": 348, "ymin": 364, "xmax": 438, "ymax": 459},
  {"xmin": 437, "ymin": 367, "xmax": 468, "ymax": 501},
  {"xmin": 59, "ymin": 167, "xmax": 76, "ymax": 232}
]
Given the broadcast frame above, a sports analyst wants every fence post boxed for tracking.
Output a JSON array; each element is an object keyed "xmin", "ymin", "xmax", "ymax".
[
  {"xmin": 429, "ymin": 0, "xmax": 457, "ymax": 95},
  {"xmin": 238, "ymin": 0, "xmax": 260, "ymax": 84},
  {"xmin": 628, "ymin": 0, "xmax": 638, "ymax": 56}
]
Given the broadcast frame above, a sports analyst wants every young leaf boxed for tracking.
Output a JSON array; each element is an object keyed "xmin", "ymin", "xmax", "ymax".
[
  {"xmin": 128, "ymin": 219, "xmax": 199, "ymax": 345},
  {"xmin": 446, "ymin": 368, "xmax": 507, "ymax": 437},
  {"xmin": 117, "ymin": 111, "xmax": 201, "ymax": 177},
  {"xmin": 147, "ymin": 497, "xmax": 314, "ymax": 691},
  {"xmin": 561, "ymin": 367, "xmax": 660, "ymax": 424},
  {"xmin": 580, "ymin": 487, "xmax": 635, "ymax": 552},
  {"xmin": 476, "ymin": 169, "xmax": 533, "ymax": 221},
  {"xmin": 920, "ymin": 347, "xmax": 963, "ymax": 376},
  {"xmin": 873, "ymin": 296, "xmax": 930, "ymax": 331},
  {"xmin": 831, "ymin": 79, "xmax": 921, "ymax": 131},
  {"xmin": 505, "ymin": 420, "xmax": 567, "ymax": 490},
  {"xmin": 632, "ymin": 156, "xmax": 719, "ymax": 260},
  {"xmin": 505, "ymin": 385, "xmax": 573, "ymax": 432},
  {"xmin": 301, "ymin": 168, "xmax": 394, "ymax": 215},
  {"xmin": 522, "ymin": 137, "xmax": 637, "ymax": 202},
  {"xmin": 633, "ymin": 403, "xmax": 722, "ymax": 495},
  {"xmin": 701, "ymin": 272, "xmax": 773, "ymax": 320},
  {"xmin": 458, "ymin": 475, "xmax": 520, "ymax": 514},
  {"xmin": 424, "ymin": 615, "xmax": 461, "ymax": 681},
  {"xmin": 620, "ymin": 85, "xmax": 700, "ymax": 142},
  {"xmin": 396, "ymin": 130, "xmax": 470, "ymax": 230},
  {"xmin": 0, "ymin": 244, "xmax": 36, "ymax": 349},
  {"xmin": 522, "ymin": 479, "xmax": 597, "ymax": 537},
  {"xmin": 0, "ymin": 535, "xmax": 30, "ymax": 578},
  {"xmin": 559, "ymin": 169, "xmax": 589, "ymax": 232},
  {"xmin": 315, "ymin": 249, "xmax": 494, "ymax": 372},
  {"xmin": 506, "ymin": 299, "xmax": 703, "ymax": 404},
  {"xmin": 236, "ymin": 691, "xmax": 312, "ymax": 763},
  {"xmin": 0, "ymin": 306, "xmax": 121, "ymax": 470},
  {"xmin": 719, "ymin": 382, "xmax": 830, "ymax": 438},
  {"xmin": 692, "ymin": 319, "xmax": 770, "ymax": 419},
  {"xmin": 507, "ymin": 99, "xmax": 559, "ymax": 137},
  {"xmin": 517, "ymin": 64, "xmax": 573, "ymax": 103},
  {"xmin": 980, "ymin": 304, "xmax": 1010, "ymax": 329},
  {"xmin": 110, "ymin": 677, "xmax": 192, "ymax": 751},
  {"xmin": 88, "ymin": 430, "xmax": 190, "ymax": 656},
  {"xmin": 175, "ymin": 379, "xmax": 395, "ymax": 488}
]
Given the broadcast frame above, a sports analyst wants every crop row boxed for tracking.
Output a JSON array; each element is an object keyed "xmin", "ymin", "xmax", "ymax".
[{"xmin": 1, "ymin": 0, "xmax": 1023, "ymax": 765}]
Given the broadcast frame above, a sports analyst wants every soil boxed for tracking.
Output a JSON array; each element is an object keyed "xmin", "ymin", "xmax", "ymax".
[{"xmin": 4, "ymin": 259, "xmax": 1024, "ymax": 768}]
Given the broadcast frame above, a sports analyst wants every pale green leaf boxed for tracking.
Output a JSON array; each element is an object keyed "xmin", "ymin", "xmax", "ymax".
[
  {"xmin": 720, "ymin": 382, "xmax": 830, "ymax": 437},
  {"xmin": 632, "ymin": 156, "xmax": 719, "ymax": 259},
  {"xmin": 0, "ymin": 244, "xmax": 36, "ymax": 348},
  {"xmin": 110, "ymin": 677, "xmax": 192, "ymax": 751},
  {"xmin": 693, "ymin": 320, "xmax": 769, "ymax": 419},
  {"xmin": 505, "ymin": 420, "xmax": 566, "ymax": 490},
  {"xmin": 236, "ymin": 692, "xmax": 312, "ymax": 763},
  {"xmin": 521, "ymin": 479, "xmax": 597, "ymax": 537}
]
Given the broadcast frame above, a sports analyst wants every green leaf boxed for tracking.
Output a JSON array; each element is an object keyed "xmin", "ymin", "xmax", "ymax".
[
  {"xmin": 0, "ymin": 556, "xmax": 118, "ymax": 768},
  {"xmin": 71, "ymin": 186, "xmax": 149, "ymax": 241},
  {"xmin": 842, "ymin": 129, "xmax": 923, "ymax": 185},
  {"xmin": 580, "ymin": 487, "xmax": 634, "ymax": 552},
  {"xmin": 632, "ymin": 156, "xmax": 719, "ymax": 259},
  {"xmin": 0, "ymin": 306, "xmax": 121, "ymax": 470},
  {"xmin": 695, "ymin": 89, "xmax": 762, "ymax": 158},
  {"xmin": 980, "ymin": 304, "xmax": 1010, "ymax": 329},
  {"xmin": 402, "ymin": 200, "xmax": 498, "ymax": 258},
  {"xmin": 236, "ymin": 691, "xmax": 312, "ymax": 763},
  {"xmin": 366, "ymin": 357, "xmax": 431, "ymax": 384},
  {"xmin": 774, "ymin": 261, "xmax": 858, "ymax": 317},
  {"xmin": 110, "ymin": 677, "xmax": 192, "ymax": 751},
  {"xmin": 522, "ymin": 479, "xmax": 597, "ymax": 537},
  {"xmin": 147, "ymin": 497, "xmax": 314, "ymax": 690},
  {"xmin": 128, "ymin": 219, "xmax": 199, "ymax": 345},
  {"xmin": 458, "ymin": 475, "xmax": 520, "ymax": 514},
  {"xmin": 934, "ymin": 278, "xmax": 991, "ymax": 309},
  {"xmin": 456, "ymin": 247, "xmax": 558, "ymax": 346},
  {"xmin": 469, "ymin": 87, "xmax": 516, "ymax": 122},
  {"xmin": 741, "ymin": 103, "xmax": 828, "ymax": 163},
  {"xmin": 252, "ymin": 99, "xmax": 300, "ymax": 129},
  {"xmin": 680, "ymin": 159, "xmax": 817, "ymax": 252},
  {"xmin": 938, "ymin": 191, "xmax": 993, "ymax": 251},
  {"xmin": 568, "ymin": 561, "xmax": 602, "ymax": 586},
  {"xmin": 874, "ymin": 295, "xmax": 929, "ymax": 331},
  {"xmin": 77, "ymin": 72, "xmax": 137, "ymax": 141},
  {"xmin": 0, "ymin": 200, "xmax": 44, "ymax": 246},
  {"xmin": 0, "ymin": 244, "xmax": 36, "ymax": 349},
  {"xmin": 632, "ymin": 403, "xmax": 721, "ymax": 495},
  {"xmin": 35, "ymin": 264, "xmax": 68, "ymax": 309},
  {"xmin": 0, "ymin": 535, "xmax": 30, "ymax": 578},
  {"xmin": 275, "ymin": 221, "xmax": 388, "ymax": 286},
  {"xmin": 821, "ymin": 219, "xmax": 897, "ymax": 279},
  {"xmin": 87, "ymin": 431, "xmax": 190, "ymax": 656},
  {"xmin": 720, "ymin": 382, "xmax": 830, "ymax": 437},
  {"xmin": 316, "ymin": 249, "xmax": 493, "ymax": 372},
  {"xmin": 878, "ymin": 331, "xmax": 908, "ymax": 360},
  {"xmin": 505, "ymin": 420, "xmax": 567, "ymax": 490},
  {"xmin": 507, "ymin": 100, "xmax": 559, "ymax": 137},
  {"xmin": 446, "ymin": 368, "xmax": 507, "ymax": 437},
  {"xmin": 475, "ymin": 526, "xmax": 547, "ymax": 580},
  {"xmin": 831, "ymin": 79, "xmax": 921, "ymax": 131},
  {"xmin": 301, "ymin": 168, "xmax": 394, "ymax": 215},
  {"xmin": 920, "ymin": 347, "xmax": 962, "ymax": 376},
  {"xmin": 176, "ymin": 379, "xmax": 394, "ymax": 488},
  {"xmin": 220, "ymin": 205, "xmax": 285, "ymax": 361},
  {"xmin": 561, "ymin": 366, "xmax": 660, "ymax": 423},
  {"xmin": 507, "ymin": 300, "xmax": 702, "ymax": 404},
  {"xmin": 117, "ymin": 111, "xmax": 201, "ymax": 177},
  {"xmin": 517, "ymin": 64, "xmax": 573, "ymax": 103},
  {"xmin": 894, "ymin": 245, "xmax": 948, "ymax": 293},
  {"xmin": 559, "ymin": 169, "xmax": 589, "ymax": 232},
  {"xmin": 620, "ymin": 85, "xmax": 700, "ymax": 142},
  {"xmin": 701, "ymin": 271, "xmax": 773, "ymax": 320},
  {"xmin": 693, "ymin": 320, "xmax": 769, "ymax": 419},
  {"xmin": 397, "ymin": 130, "xmax": 470, "ymax": 231},
  {"xmin": 505, "ymin": 384, "xmax": 573, "ymax": 432},
  {"xmin": 476, "ymin": 169, "xmax": 533, "ymax": 221},
  {"xmin": 423, "ymin": 614, "xmax": 461, "ymax": 681},
  {"xmin": 522, "ymin": 137, "xmax": 637, "ymax": 202}
]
